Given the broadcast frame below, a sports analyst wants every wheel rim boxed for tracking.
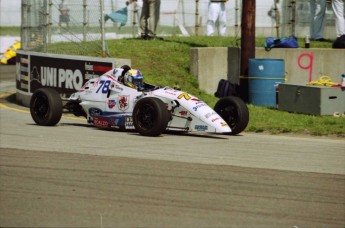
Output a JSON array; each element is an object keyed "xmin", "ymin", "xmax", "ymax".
[
  {"xmin": 33, "ymin": 93, "xmax": 50, "ymax": 120},
  {"xmin": 136, "ymin": 103, "xmax": 156, "ymax": 130}
]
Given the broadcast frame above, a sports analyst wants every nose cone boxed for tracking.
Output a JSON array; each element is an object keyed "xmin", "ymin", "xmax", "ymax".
[{"xmin": 213, "ymin": 120, "xmax": 232, "ymax": 133}]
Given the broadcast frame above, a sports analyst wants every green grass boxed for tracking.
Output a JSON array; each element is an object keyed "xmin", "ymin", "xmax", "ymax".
[
  {"xmin": 0, "ymin": 27, "xmax": 21, "ymax": 36},
  {"xmin": 2, "ymin": 28, "xmax": 341, "ymax": 137},
  {"xmin": 247, "ymin": 105, "xmax": 345, "ymax": 136}
]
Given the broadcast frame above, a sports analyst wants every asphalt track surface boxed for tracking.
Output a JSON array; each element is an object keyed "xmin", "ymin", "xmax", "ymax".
[{"xmin": 0, "ymin": 65, "xmax": 345, "ymax": 227}]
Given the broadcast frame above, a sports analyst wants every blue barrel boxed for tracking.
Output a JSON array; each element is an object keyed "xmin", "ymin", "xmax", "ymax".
[{"xmin": 248, "ymin": 58, "xmax": 285, "ymax": 107}]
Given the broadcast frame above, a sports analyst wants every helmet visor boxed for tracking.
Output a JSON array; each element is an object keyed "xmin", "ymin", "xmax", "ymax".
[
  {"xmin": 126, "ymin": 75, "xmax": 143, "ymax": 89},
  {"xmin": 131, "ymin": 76, "xmax": 143, "ymax": 89}
]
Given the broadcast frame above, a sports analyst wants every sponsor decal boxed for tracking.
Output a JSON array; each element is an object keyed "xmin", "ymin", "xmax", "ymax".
[
  {"xmin": 125, "ymin": 117, "xmax": 134, "ymax": 129},
  {"xmin": 164, "ymin": 90, "xmax": 177, "ymax": 96},
  {"xmin": 109, "ymin": 117, "xmax": 122, "ymax": 127},
  {"xmin": 85, "ymin": 63, "xmax": 112, "ymax": 72},
  {"xmin": 192, "ymin": 102, "xmax": 207, "ymax": 111},
  {"xmin": 85, "ymin": 73, "xmax": 99, "ymax": 80},
  {"xmin": 221, "ymin": 122, "xmax": 228, "ymax": 127},
  {"xmin": 85, "ymin": 63, "xmax": 93, "ymax": 71},
  {"xmin": 16, "ymin": 54, "xmax": 29, "ymax": 92},
  {"xmin": 89, "ymin": 108, "xmax": 103, "ymax": 117},
  {"xmin": 107, "ymin": 99, "xmax": 116, "ymax": 109},
  {"xmin": 93, "ymin": 117, "xmax": 109, "ymax": 128},
  {"xmin": 33, "ymin": 66, "xmax": 84, "ymax": 90},
  {"xmin": 195, "ymin": 125, "xmax": 208, "ymax": 131},
  {"xmin": 179, "ymin": 111, "xmax": 188, "ymax": 116},
  {"xmin": 205, "ymin": 111, "xmax": 217, "ymax": 119},
  {"xmin": 118, "ymin": 95, "xmax": 129, "ymax": 111},
  {"xmin": 211, "ymin": 117, "xmax": 220, "ymax": 122},
  {"xmin": 20, "ymin": 53, "xmax": 114, "ymax": 94},
  {"xmin": 113, "ymin": 84, "xmax": 123, "ymax": 91}
]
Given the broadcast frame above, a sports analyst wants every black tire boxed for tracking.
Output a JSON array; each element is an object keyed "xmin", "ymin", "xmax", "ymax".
[
  {"xmin": 214, "ymin": 96, "xmax": 249, "ymax": 135},
  {"xmin": 30, "ymin": 88, "xmax": 62, "ymax": 126},
  {"xmin": 133, "ymin": 97, "xmax": 170, "ymax": 136}
]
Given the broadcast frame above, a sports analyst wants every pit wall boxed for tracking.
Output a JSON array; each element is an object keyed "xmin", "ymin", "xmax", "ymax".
[{"xmin": 190, "ymin": 47, "xmax": 345, "ymax": 95}]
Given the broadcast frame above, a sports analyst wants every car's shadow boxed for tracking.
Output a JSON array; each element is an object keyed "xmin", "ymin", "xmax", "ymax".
[
  {"xmin": 129, "ymin": 130, "xmax": 240, "ymax": 140},
  {"xmin": 28, "ymin": 122, "xmax": 241, "ymax": 140}
]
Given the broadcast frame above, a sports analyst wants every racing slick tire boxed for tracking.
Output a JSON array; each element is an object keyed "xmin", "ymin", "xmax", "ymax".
[
  {"xmin": 214, "ymin": 96, "xmax": 249, "ymax": 135},
  {"xmin": 30, "ymin": 88, "xmax": 63, "ymax": 126},
  {"xmin": 133, "ymin": 97, "xmax": 170, "ymax": 136}
]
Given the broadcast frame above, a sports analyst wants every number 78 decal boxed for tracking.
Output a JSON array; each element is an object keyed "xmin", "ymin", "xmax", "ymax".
[{"xmin": 96, "ymin": 80, "xmax": 111, "ymax": 94}]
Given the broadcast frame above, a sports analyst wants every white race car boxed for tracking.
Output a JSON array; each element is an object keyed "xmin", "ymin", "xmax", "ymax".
[{"xmin": 30, "ymin": 65, "xmax": 249, "ymax": 137}]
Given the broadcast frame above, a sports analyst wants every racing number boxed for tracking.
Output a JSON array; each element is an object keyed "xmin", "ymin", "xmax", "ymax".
[
  {"xmin": 177, "ymin": 93, "xmax": 191, "ymax": 100},
  {"xmin": 96, "ymin": 80, "xmax": 111, "ymax": 94}
]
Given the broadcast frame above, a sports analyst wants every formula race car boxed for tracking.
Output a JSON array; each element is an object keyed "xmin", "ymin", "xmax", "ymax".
[{"xmin": 30, "ymin": 65, "xmax": 249, "ymax": 137}]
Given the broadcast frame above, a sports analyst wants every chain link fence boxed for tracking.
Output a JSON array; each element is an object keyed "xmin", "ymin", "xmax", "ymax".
[
  {"xmin": 19, "ymin": 0, "xmax": 336, "ymax": 57},
  {"xmin": 21, "ymin": 0, "xmax": 108, "ymax": 56}
]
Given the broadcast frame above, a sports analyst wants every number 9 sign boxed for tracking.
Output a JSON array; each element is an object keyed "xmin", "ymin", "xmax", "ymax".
[{"xmin": 297, "ymin": 53, "xmax": 314, "ymax": 82}]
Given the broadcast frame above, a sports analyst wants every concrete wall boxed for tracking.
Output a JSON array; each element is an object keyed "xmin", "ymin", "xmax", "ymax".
[
  {"xmin": 190, "ymin": 47, "xmax": 241, "ymax": 95},
  {"xmin": 190, "ymin": 47, "xmax": 345, "ymax": 95}
]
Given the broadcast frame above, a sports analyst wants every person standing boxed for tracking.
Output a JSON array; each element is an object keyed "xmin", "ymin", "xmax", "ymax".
[
  {"xmin": 310, "ymin": 0, "xmax": 329, "ymax": 41},
  {"xmin": 140, "ymin": 0, "xmax": 161, "ymax": 39},
  {"xmin": 58, "ymin": 0, "xmax": 70, "ymax": 31},
  {"xmin": 206, "ymin": 0, "xmax": 228, "ymax": 36},
  {"xmin": 268, "ymin": 0, "xmax": 281, "ymax": 28},
  {"xmin": 331, "ymin": 0, "xmax": 345, "ymax": 37}
]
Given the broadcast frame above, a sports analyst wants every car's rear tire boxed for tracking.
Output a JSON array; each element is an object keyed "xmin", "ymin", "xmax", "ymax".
[
  {"xmin": 133, "ymin": 97, "xmax": 170, "ymax": 136},
  {"xmin": 30, "ymin": 88, "xmax": 62, "ymax": 126},
  {"xmin": 214, "ymin": 96, "xmax": 249, "ymax": 135}
]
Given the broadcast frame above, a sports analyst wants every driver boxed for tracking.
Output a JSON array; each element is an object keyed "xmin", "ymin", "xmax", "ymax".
[
  {"xmin": 112, "ymin": 65, "xmax": 144, "ymax": 90},
  {"xmin": 123, "ymin": 69, "xmax": 143, "ymax": 90}
]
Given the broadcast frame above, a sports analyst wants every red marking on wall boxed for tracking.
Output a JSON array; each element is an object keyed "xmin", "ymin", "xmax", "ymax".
[{"xmin": 297, "ymin": 53, "xmax": 314, "ymax": 82}]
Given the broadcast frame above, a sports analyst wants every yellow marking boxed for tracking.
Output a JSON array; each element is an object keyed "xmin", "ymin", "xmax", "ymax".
[
  {"xmin": 177, "ymin": 92, "xmax": 191, "ymax": 100},
  {"xmin": 0, "ymin": 103, "xmax": 28, "ymax": 113},
  {"xmin": 0, "ymin": 92, "xmax": 15, "ymax": 99}
]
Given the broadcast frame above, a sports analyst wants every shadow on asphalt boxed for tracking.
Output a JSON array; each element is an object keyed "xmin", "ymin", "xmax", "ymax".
[{"xmin": 37, "ymin": 122, "xmax": 232, "ymax": 140}]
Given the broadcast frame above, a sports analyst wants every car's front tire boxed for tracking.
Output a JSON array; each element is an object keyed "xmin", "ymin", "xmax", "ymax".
[
  {"xmin": 30, "ymin": 88, "xmax": 62, "ymax": 126},
  {"xmin": 214, "ymin": 96, "xmax": 249, "ymax": 135},
  {"xmin": 133, "ymin": 97, "xmax": 170, "ymax": 136}
]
